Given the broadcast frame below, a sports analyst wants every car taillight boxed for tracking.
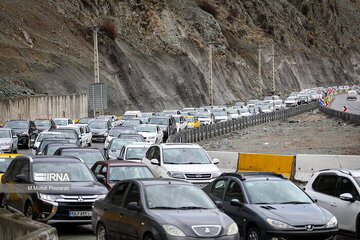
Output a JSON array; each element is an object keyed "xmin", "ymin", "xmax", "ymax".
[{"xmin": 52, "ymin": 125, "xmax": 55, "ymax": 127}]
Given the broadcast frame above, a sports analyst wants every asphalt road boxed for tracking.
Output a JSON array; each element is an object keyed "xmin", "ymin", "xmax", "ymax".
[{"xmin": 329, "ymin": 93, "xmax": 360, "ymax": 114}]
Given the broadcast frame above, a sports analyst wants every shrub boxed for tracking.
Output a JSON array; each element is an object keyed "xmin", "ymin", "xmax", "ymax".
[
  {"xmin": 101, "ymin": 20, "xmax": 118, "ymax": 40},
  {"xmin": 197, "ymin": 0, "xmax": 218, "ymax": 19}
]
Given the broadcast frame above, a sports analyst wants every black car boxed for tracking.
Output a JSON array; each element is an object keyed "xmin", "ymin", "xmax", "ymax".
[
  {"xmin": 1, "ymin": 155, "xmax": 108, "ymax": 223},
  {"xmin": 92, "ymin": 179, "xmax": 240, "ymax": 240},
  {"xmin": 42, "ymin": 143, "xmax": 77, "ymax": 155},
  {"xmin": 148, "ymin": 116, "xmax": 177, "ymax": 141},
  {"xmin": 33, "ymin": 119, "xmax": 56, "ymax": 132},
  {"xmin": 77, "ymin": 117, "xmax": 95, "ymax": 125},
  {"xmin": 88, "ymin": 120, "xmax": 112, "ymax": 142},
  {"xmin": 3, "ymin": 120, "xmax": 38, "ymax": 149},
  {"xmin": 203, "ymin": 172, "xmax": 338, "ymax": 240},
  {"xmin": 54, "ymin": 147, "xmax": 106, "ymax": 168},
  {"xmin": 35, "ymin": 138, "xmax": 70, "ymax": 155}
]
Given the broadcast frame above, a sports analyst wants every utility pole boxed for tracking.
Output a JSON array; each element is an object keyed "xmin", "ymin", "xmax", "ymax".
[
  {"xmin": 208, "ymin": 45, "xmax": 213, "ymax": 106},
  {"xmin": 269, "ymin": 43, "xmax": 279, "ymax": 94},
  {"xmin": 93, "ymin": 27, "xmax": 100, "ymax": 84},
  {"xmin": 255, "ymin": 45, "xmax": 265, "ymax": 98}
]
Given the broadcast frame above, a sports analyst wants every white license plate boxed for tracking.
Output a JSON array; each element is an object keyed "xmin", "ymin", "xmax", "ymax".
[{"xmin": 69, "ymin": 211, "xmax": 92, "ymax": 217}]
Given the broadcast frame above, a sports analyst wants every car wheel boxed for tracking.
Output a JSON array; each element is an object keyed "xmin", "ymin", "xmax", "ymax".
[
  {"xmin": 144, "ymin": 233, "xmax": 155, "ymax": 240},
  {"xmin": 24, "ymin": 202, "xmax": 34, "ymax": 219},
  {"xmin": 247, "ymin": 227, "xmax": 261, "ymax": 240},
  {"xmin": 0, "ymin": 194, "xmax": 6, "ymax": 208},
  {"xmin": 96, "ymin": 223, "xmax": 108, "ymax": 240}
]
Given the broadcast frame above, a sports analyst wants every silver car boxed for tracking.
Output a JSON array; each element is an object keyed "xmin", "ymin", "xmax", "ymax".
[{"xmin": 0, "ymin": 128, "xmax": 18, "ymax": 153}]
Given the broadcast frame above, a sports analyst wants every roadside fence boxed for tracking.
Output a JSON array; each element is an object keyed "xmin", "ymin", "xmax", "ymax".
[{"xmin": 319, "ymin": 105, "xmax": 360, "ymax": 123}]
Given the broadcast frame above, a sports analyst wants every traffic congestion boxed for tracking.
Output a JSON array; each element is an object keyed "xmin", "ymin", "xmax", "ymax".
[{"xmin": 0, "ymin": 85, "xmax": 359, "ymax": 240}]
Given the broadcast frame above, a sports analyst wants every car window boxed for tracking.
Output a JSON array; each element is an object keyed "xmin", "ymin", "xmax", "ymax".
[
  {"xmin": 313, "ymin": 175, "xmax": 338, "ymax": 196},
  {"xmin": 111, "ymin": 182, "xmax": 129, "ymax": 205},
  {"xmin": 124, "ymin": 184, "xmax": 141, "ymax": 207},
  {"xmin": 153, "ymin": 147, "xmax": 160, "ymax": 161},
  {"xmin": 225, "ymin": 180, "xmax": 244, "ymax": 202},
  {"xmin": 93, "ymin": 164, "xmax": 102, "ymax": 175},
  {"xmin": 101, "ymin": 166, "xmax": 107, "ymax": 177},
  {"xmin": 145, "ymin": 147, "xmax": 154, "ymax": 159},
  {"xmin": 211, "ymin": 179, "xmax": 228, "ymax": 200},
  {"xmin": 18, "ymin": 160, "xmax": 29, "ymax": 181},
  {"xmin": 337, "ymin": 177, "xmax": 359, "ymax": 200}
]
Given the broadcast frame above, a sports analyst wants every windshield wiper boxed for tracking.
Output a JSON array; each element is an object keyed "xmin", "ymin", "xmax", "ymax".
[
  {"xmin": 177, "ymin": 206, "xmax": 208, "ymax": 210},
  {"xmin": 150, "ymin": 206, "xmax": 179, "ymax": 209},
  {"xmin": 281, "ymin": 201, "xmax": 310, "ymax": 204}
]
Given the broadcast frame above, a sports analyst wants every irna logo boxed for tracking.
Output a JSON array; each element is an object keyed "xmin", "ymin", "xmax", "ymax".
[{"xmin": 34, "ymin": 172, "xmax": 71, "ymax": 182}]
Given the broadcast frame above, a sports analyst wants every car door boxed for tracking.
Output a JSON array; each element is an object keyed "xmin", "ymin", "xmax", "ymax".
[
  {"xmin": 85, "ymin": 126, "xmax": 92, "ymax": 144},
  {"xmin": 156, "ymin": 127, "xmax": 163, "ymax": 143},
  {"xmin": 7, "ymin": 159, "xmax": 29, "ymax": 211}
]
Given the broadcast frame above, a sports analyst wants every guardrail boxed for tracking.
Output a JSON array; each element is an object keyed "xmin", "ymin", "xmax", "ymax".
[
  {"xmin": 319, "ymin": 105, "xmax": 360, "ymax": 123},
  {"xmin": 168, "ymin": 102, "xmax": 319, "ymax": 143}
]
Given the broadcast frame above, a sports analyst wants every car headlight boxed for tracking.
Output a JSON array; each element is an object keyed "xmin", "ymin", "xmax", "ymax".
[
  {"xmin": 325, "ymin": 216, "xmax": 337, "ymax": 228},
  {"xmin": 38, "ymin": 193, "xmax": 60, "ymax": 202},
  {"xmin": 227, "ymin": 222, "xmax": 238, "ymax": 235},
  {"xmin": 163, "ymin": 224, "xmax": 185, "ymax": 236},
  {"xmin": 266, "ymin": 218, "xmax": 294, "ymax": 229},
  {"xmin": 96, "ymin": 194, "xmax": 106, "ymax": 200},
  {"xmin": 167, "ymin": 171, "xmax": 185, "ymax": 179},
  {"xmin": 5, "ymin": 142, "xmax": 11, "ymax": 146}
]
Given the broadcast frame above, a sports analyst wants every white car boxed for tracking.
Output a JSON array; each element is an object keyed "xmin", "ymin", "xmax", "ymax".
[
  {"xmin": 57, "ymin": 125, "xmax": 86, "ymax": 147},
  {"xmin": 305, "ymin": 169, "xmax": 360, "ymax": 236},
  {"xmin": 273, "ymin": 100, "xmax": 284, "ymax": 110},
  {"xmin": 238, "ymin": 107, "xmax": 251, "ymax": 117},
  {"xmin": 246, "ymin": 99, "xmax": 259, "ymax": 108},
  {"xmin": 118, "ymin": 142, "xmax": 152, "ymax": 162},
  {"xmin": 347, "ymin": 90, "xmax": 358, "ymax": 100},
  {"xmin": 32, "ymin": 131, "xmax": 64, "ymax": 155},
  {"xmin": 213, "ymin": 111, "xmax": 232, "ymax": 123},
  {"xmin": 142, "ymin": 144, "xmax": 221, "ymax": 186},
  {"xmin": 196, "ymin": 112, "xmax": 215, "ymax": 125},
  {"xmin": 284, "ymin": 97, "xmax": 298, "ymax": 107},
  {"xmin": 136, "ymin": 124, "xmax": 163, "ymax": 144},
  {"xmin": 172, "ymin": 115, "xmax": 188, "ymax": 132},
  {"xmin": 259, "ymin": 104, "xmax": 274, "ymax": 113},
  {"xmin": 53, "ymin": 118, "xmax": 74, "ymax": 126},
  {"xmin": 226, "ymin": 109, "xmax": 241, "ymax": 119},
  {"xmin": 263, "ymin": 96, "xmax": 274, "ymax": 104},
  {"xmin": 0, "ymin": 128, "xmax": 18, "ymax": 153},
  {"xmin": 104, "ymin": 126, "xmax": 137, "ymax": 149},
  {"xmin": 76, "ymin": 124, "xmax": 92, "ymax": 147}
]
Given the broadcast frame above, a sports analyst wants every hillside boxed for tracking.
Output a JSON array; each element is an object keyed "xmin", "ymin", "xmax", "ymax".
[{"xmin": 0, "ymin": 0, "xmax": 359, "ymax": 113}]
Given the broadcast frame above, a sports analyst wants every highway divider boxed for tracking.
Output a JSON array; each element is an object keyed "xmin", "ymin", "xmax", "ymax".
[
  {"xmin": 207, "ymin": 151, "xmax": 239, "ymax": 173},
  {"xmin": 169, "ymin": 102, "xmax": 319, "ymax": 143},
  {"xmin": 319, "ymin": 105, "xmax": 360, "ymax": 123}
]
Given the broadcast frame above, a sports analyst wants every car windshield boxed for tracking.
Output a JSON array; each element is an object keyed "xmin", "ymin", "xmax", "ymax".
[
  {"xmin": 53, "ymin": 130, "xmax": 77, "ymax": 139},
  {"xmin": 274, "ymin": 100, "xmax": 282, "ymax": 104},
  {"xmin": 4, "ymin": 121, "xmax": 28, "ymax": 129},
  {"xmin": 34, "ymin": 120, "xmax": 50, "ymax": 127},
  {"xmin": 184, "ymin": 117, "xmax": 194, "ymax": 122},
  {"xmin": 125, "ymin": 147, "xmax": 149, "ymax": 160},
  {"xmin": 136, "ymin": 125, "xmax": 156, "ymax": 132},
  {"xmin": 213, "ymin": 111, "xmax": 227, "ymax": 116},
  {"xmin": 141, "ymin": 113, "xmax": 153, "ymax": 117},
  {"xmin": 264, "ymin": 97, "xmax": 272, "ymax": 101},
  {"xmin": 119, "ymin": 135, "xmax": 144, "ymax": 142},
  {"xmin": 244, "ymin": 180, "xmax": 312, "ymax": 204},
  {"xmin": 88, "ymin": 121, "xmax": 107, "ymax": 129},
  {"xmin": 109, "ymin": 166, "xmax": 154, "ymax": 181},
  {"xmin": 228, "ymin": 110, "xmax": 238, "ymax": 114},
  {"xmin": 248, "ymin": 100, "xmax": 258, "ymax": 104},
  {"xmin": 110, "ymin": 139, "xmax": 136, "ymax": 150},
  {"xmin": 122, "ymin": 115, "xmax": 136, "ymax": 120},
  {"xmin": 0, "ymin": 131, "xmax": 11, "ymax": 138},
  {"xmin": 146, "ymin": 185, "xmax": 215, "ymax": 209},
  {"xmin": 37, "ymin": 133, "xmax": 63, "ymax": 142},
  {"xmin": 122, "ymin": 120, "xmax": 141, "ymax": 127},
  {"xmin": 40, "ymin": 139, "xmax": 68, "ymax": 151},
  {"xmin": 197, "ymin": 113, "xmax": 210, "ymax": 118},
  {"xmin": 239, "ymin": 108, "xmax": 249, "ymax": 113},
  {"xmin": 148, "ymin": 118, "xmax": 168, "ymax": 125},
  {"xmin": 45, "ymin": 144, "xmax": 76, "ymax": 155},
  {"xmin": 0, "ymin": 158, "xmax": 13, "ymax": 173},
  {"xmin": 163, "ymin": 148, "xmax": 211, "ymax": 164},
  {"xmin": 54, "ymin": 120, "xmax": 68, "ymax": 126},
  {"xmin": 109, "ymin": 128, "xmax": 136, "ymax": 136},
  {"xmin": 78, "ymin": 118, "xmax": 93, "ymax": 124},
  {"xmin": 32, "ymin": 162, "xmax": 95, "ymax": 182},
  {"xmin": 61, "ymin": 150, "xmax": 105, "ymax": 167}
]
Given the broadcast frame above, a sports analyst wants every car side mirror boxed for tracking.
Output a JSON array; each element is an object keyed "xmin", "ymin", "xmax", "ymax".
[
  {"xmin": 230, "ymin": 199, "xmax": 243, "ymax": 207},
  {"xmin": 15, "ymin": 174, "xmax": 28, "ymax": 183},
  {"xmin": 127, "ymin": 202, "xmax": 142, "ymax": 212},
  {"xmin": 150, "ymin": 159, "xmax": 160, "ymax": 165},
  {"xmin": 212, "ymin": 158, "xmax": 219, "ymax": 164},
  {"xmin": 340, "ymin": 193, "xmax": 355, "ymax": 202},
  {"xmin": 96, "ymin": 174, "xmax": 106, "ymax": 183}
]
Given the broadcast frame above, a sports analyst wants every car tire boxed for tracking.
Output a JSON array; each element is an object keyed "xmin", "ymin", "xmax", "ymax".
[
  {"xmin": 96, "ymin": 223, "xmax": 108, "ymax": 240},
  {"xmin": 24, "ymin": 202, "xmax": 34, "ymax": 219},
  {"xmin": 247, "ymin": 227, "xmax": 261, "ymax": 240},
  {"xmin": 144, "ymin": 233, "xmax": 155, "ymax": 240}
]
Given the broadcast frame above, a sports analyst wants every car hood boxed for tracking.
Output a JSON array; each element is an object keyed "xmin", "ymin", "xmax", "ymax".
[
  {"xmin": 0, "ymin": 138, "xmax": 11, "ymax": 143},
  {"xmin": 139, "ymin": 132, "xmax": 156, "ymax": 138},
  {"xmin": 164, "ymin": 163, "xmax": 220, "ymax": 174},
  {"xmin": 253, "ymin": 203, "xmax": 331, "ymax": 226},
  {"xmin": 91, "ymin": 129, "xmax": 107, "ymax": 134}
]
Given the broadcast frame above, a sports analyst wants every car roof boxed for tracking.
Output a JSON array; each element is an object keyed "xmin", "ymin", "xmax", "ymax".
[
  {"xmin": 149, "ymin": 116, "xmax": 171, "ymax": 119},
  {"xmin": 0, "ymin": 128, "xmax": 12, "ymax": 131},
  {"xmin": 318, "ymin": 169, "xmax": 360, "ymax": 177},
  {"xmin": 6, "ymin": 119, "xmax": 29, "ymax": 122},
  {"xmin": 15, "ymin": 155, "xmax": 83, "ymax": 163},
  {"xmin": 220, "ymin": 172, "xmax": 287, "ymax": 181},
  {"xmin": 96, "ymin": 160, "xmax": 148, "ymax": 167},
  {"xmin": 155, "ymin": 143, "xmax": 201, "ymax": 149},
  {"xmin": 124, "ymin": 142, "xmax": 152, "ymax": 148},
  {"xmin": 60, "ymin": 147, "xmax": 100, "ymax": 152},
  {"xmin": 39, "ymin": 131, "xmax": 62, "ymax": 135},
  {"xmin": 54, "ymin": 118, "xmax": 70, "ymax": 120},
  {"xmin": 134, "ymin": 178, "xmax": 193, "ymax": 186}
]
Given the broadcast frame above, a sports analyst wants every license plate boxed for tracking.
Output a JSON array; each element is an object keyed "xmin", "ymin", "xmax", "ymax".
[{"xmin": 69, "ymin": 211, "xmax": 92, "ymax": 217}]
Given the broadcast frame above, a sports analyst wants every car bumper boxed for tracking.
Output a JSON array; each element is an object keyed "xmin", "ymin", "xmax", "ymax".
[
  {"xmin": 92, "ymin": 135, "xmax": 106, "ymax": 142},
  {"xmin": 0, "ymin": 146, "xmax": 12, "ymax": 152},
  {"xmin": 159, "ymin": 234, "xmax": 239, "ymax": 240},
  {"xmin": 265, "ymin": 228, "xmax": 338, "ymax": 240}
]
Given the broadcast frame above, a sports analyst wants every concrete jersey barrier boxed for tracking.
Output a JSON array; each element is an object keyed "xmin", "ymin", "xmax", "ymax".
[
  {"xmin": 294, "ymin": 154, "xmax": 360, "ymax": 182},
  {"xmin": 237, "ymin": 153, "xmax": 295, "ymax": 179},
  {"xmin": 207, "ymin": 151, "xmax": 239, "ymax": 173}
]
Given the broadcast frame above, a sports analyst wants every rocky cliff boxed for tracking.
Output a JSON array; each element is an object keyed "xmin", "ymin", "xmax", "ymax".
[{"xmin": 0, "ymin": 0, "xmax": 359, "ymax": 113}]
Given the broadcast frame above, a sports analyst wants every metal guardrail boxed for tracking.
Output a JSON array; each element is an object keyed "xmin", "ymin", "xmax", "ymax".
[
  {"xmin": 168, "ymin": 102, "xmax": 319, "ymax": 143},
  {"xmin": 319, "ymin": 105, "xmax": 360, "ymax": 123}
]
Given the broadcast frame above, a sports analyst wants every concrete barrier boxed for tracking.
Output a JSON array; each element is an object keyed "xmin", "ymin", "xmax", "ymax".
[
  {"xmin": 237, "ymin": 153, "xmax": 295, "ymax": 179},
  {"xmin": 294, "ymin": 154, "xmax": 360, "ymax": 183},
  {"xmin": 207, "ymin": 151, "xmax": 239, "ymax": 173},
  {"xmin": 0, "ymin": 208, "xmax": 58, "ymax": 240}
]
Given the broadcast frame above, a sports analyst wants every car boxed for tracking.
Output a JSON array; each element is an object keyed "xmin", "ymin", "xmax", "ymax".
[
  {"xmin": 3, "ymin": 120, "xmax": 38, "ymax": 149},
  {"xmin": 195, "ymin": 107, "xmax": 208, "ymax": 112},
  {"xmin": 104, "ymin": 126, "xmax": 137, "ymax": 149},
  {"xmin": 91, "ymin": 160, "xmax": 154, "ymax": 189},
  {"xmin": 1, "ymin": 155, "xmax": 107, "ymax": 223},
  {"xmin": 213, "ymin": 111, "xmax": 232, "ymax": 123},
  {"xmin": 88, "ymin": 119, "xmax": 112, "ymax": 142},
  {"xmin": 32, "ymin": 131, "xmax": 64, "ymax": 155},
  {"xmin": 121, "ymin": 119, "xmax": 143, "ymax": 127},
  {"xmin": 92, "ymin": 179, "xmax": 240, "ymax": 240},
  {"xmin": 76, "ymin": 117, "xmax": 95, "ymax": 124},
  {"xmin": 184, "ymin": 115, "xmax": 201, "ymax": 129},
  {"xmin": 273, "ymin": 100, "xmax": 284, "ymax": 110},
  {"xmin": 33, "ymin": 119, "xmax": 56, "ymax": 132},
  {"xmin": 0, "ymin": 128, "xmax": 18, "ymax": 153},
  {"xmin": 118, "ymin": 142, "xmax": 152, "ymax": 162},
  {"xmin": 35, "ymin": 138, "xmax": 70, "ymax": 155},
  {"xmin": 234, "ymin": 102, "xmax": 245, "ymax": 107},
  {"xmin": 238, "ymin": 107, "xmax": 251, "ymax": 117},
  {"xmin": 0, "ymin": 153, "xmax": 22, "ymax": 185},
  {"xmin": 347, "ymin": 90, "xmax": 358, "ymax": 100},
  {"xmin": 204, "ymin": 172, "xmax": 338, "ymax": 240},
  {"xmin": 172, "ymin": 115, "xmax": 188, "ymax": 132},
  {"xmin": 305, "ymin": 169, "xmax": 360, "ymax": 237},
  {"xmin": 284, "ymin": 96, "xmax": 298, "ymax": 107},
  {"xmin": 141, "ymin": 112, "xmax": 156, "ymax": 118},
  {"xmin": 105, "ymin": 138, "xmax": 140, "ymax": 160},
  {"xmin": 263, "ymin": 96, "xmax": 274, "ymax": 104},
  {"xmin": 76, "ymin": 124, "xmax": 92, "ymax": 147},
  {"xmin": 96, "ymin": 115, "xmax": 119, "ymax": 126},
  {"xmin": 142, "ymin": 143, "xmax": 221, "ymax": 186},
  {"xmin": 54, "ymin": 147, "xmax": 106, "ymax": 168},
  {"xmin": 182, "ymin": 107, "xmax": 196, "ymax": 112},
  {"xmin": 136, "ymin": 124, "xmax": 163, "ymax": 143},
  {"xmin": 57, "ymin": 125, "xmax": 87, "ymax": 147},
  {"xmin": 196, "ymin": 112, "xmax": 215, "ymax": 125},
  {"xmin": 227, "ymin": 109, "xmax": 241, "ymax": 119},
  {"xmin": 259, "ymin": 104, "xmax": 273, "ymax": 113},
  {"xmin": 246, "ymin": 100, "xmax": 259, "ymax": 108},
  {"xmin": 50, "ymin": 128, "xmax": 81, "ymax": 146},
  {"xmin": 119, "ymin": 114, "xmax": 139, "ymax": 124},
  {"xmin": 148, "ymin": 116, "xmax": 177, "ymax": 142},
  {"xmin": 248, "ymin": 106, "xmax": 260, "ymax": 115},
  {"xmin": 298, "ymin": 95, "xmax": 310, "ymax": 104},
  {"xmin": 53, "ymin": 118, "xmax": 74, "ymax": 126},
  {"xmin": 42, "ymin": 143, "xmax": 77, "ymax": 155}
]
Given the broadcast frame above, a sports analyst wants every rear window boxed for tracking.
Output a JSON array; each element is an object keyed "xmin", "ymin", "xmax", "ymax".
[{"xmin": 312, "ymin": 175, "xmax": 338, "ymax": 196}]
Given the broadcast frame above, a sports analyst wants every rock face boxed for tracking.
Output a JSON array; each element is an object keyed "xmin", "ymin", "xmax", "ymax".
[{"xmin": 0, "ymin": 0, "xmax": 359, "ymax": 113}]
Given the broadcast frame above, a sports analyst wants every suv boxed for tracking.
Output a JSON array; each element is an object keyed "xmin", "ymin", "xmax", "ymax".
[
  {"xmin": 148, "ymin": 116, "xmax": 177, "ymax": 142},
  {"xmin": 1, "ymin": 155, "xmax": 107, "ymax": 223},
  {"xmin": 142, "ymin": 143, "xmax": 221, "ymax": 187},
  {"xmin": 3, "ymin": 120, "xmax": 38, "ymax": 149},
  {"xmin": 204, "ymin": 172, "xmax": 338, "ymax": 240},
  {"xmin": 305, "ymin": 169, "xmax": 360, "ymax": 238}
]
